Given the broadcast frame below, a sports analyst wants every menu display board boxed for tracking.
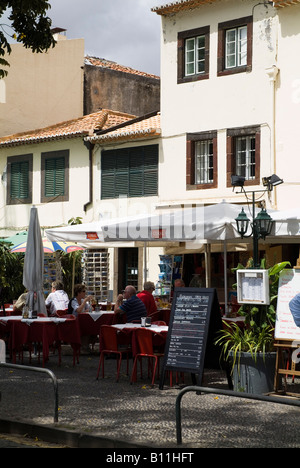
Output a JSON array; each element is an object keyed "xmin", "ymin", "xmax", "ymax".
[
  {"xmin": 275, "ymin": 269, "xmax": 300, "ymax": 340},
  {"xmin": 159, "ymin": 287, "xmax": 223, "ymax": 388},
  {"xmin": 236, "ymin": 269, "xmax": 270, "ymax": 305}
]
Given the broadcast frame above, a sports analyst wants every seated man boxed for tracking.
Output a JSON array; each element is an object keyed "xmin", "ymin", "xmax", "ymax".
[
  {"xmin": 114, "ymin": 285, "xmax": 147, "ymax": 323},
  {"xmin": 137, "ymin": 281, "xmax": 157, "ymax": 316},
  {"xmin": 45, "ymin": 280, "xmax": 69, "ymax": 316}
]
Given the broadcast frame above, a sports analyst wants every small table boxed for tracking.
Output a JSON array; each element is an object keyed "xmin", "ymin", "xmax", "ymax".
[{"xmin": 0, "ymin": 316, "xmax": 81, "ymax": 366}]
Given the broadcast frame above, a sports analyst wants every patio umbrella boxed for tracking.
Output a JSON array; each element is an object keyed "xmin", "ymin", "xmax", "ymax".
[
  {"xmin": 1, "ymin": 231, "xmax": 28, "ymax": 248},
  {"xmin": 23, "ymin": 206, "xmax": 47, "ymax": 317},
  {"xmin": 10, "ymin": 238, "xmax": 84, "ymax": 253}
]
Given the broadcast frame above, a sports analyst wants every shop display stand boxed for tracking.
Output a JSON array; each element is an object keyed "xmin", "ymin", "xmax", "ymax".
[{"xmin": 82, "ymin": 249, "xmax": 110, "ymax": 301}]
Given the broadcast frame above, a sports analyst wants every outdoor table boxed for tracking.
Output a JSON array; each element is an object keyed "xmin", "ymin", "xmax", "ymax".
[
  {"xmin": 0, "ymin": 316, "xmax": 81, "ymax": 366},
  {"xmin": 100, "ymin": 323, "xmax": 168, "ymax": 357},
  {"xmin": 0, "ymin": 307, "xmax": 19, "ymax": 317},
  {"xmin": 77, "ymin": 312, "xmax": 115, "ymax": 337}
]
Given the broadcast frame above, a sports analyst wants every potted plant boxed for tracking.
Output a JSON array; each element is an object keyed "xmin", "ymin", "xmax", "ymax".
[{"xmin": 215, "ymin": 259, "xmax": 291, "ymax": 394}]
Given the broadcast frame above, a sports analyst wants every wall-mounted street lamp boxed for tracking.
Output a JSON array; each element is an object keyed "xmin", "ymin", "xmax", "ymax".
[{"xmin": 231, "ymin": 174, "xmax": 283, "ymax": 268}]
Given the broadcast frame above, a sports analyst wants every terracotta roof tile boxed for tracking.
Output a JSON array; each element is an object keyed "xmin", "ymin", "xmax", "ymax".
[
  {"xmin": 152, "ymin": 0, "xmax": 218, "ymax": 15},
  {"xmin": 273, "ymin": 0, "xmax": 300, "ymax": 6},
  {"xmin": 85, "ymin": 56, "xmax": 160, "ymax": 80},
  {"xmin": 0, "ymin": 110, "xmax": 136, "ymax": 148},
  {"xmin": 152, "ymin": 0, "xmax": 299, "ymax": 15},
  {"xmin": 87, "ymin": 112, "xmax": 161, "ymax": 144}
]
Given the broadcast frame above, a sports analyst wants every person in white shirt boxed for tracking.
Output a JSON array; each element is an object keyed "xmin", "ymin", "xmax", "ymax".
[{"xmin": 45, "ymin": 280, "xmax": 69, "ymax": 316}]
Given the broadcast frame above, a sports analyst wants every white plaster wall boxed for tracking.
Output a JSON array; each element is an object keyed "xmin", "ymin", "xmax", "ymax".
[
  {"xmin": 274, "ymin": 6, "xmax": 300, "ymax": 210},
  {"xmin": 158, "ymin": 0, "xmax": 280, "ymax": 209},
  {"xmin": 0, "ymin": 138, "xmax": 90, "ymax": 236}
]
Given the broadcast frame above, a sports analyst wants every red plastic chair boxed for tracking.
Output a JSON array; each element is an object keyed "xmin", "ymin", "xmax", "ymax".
[
  {"xmin": 55, "ymin": 309, "xmax": 69, "ymax": 317},
  {"xmin": 96, "ymin": 325, "xmax": 131, "ymax": 382},
  {"xmin": 130, "ymin": 328, "xmax": 164, "ymax": 386}
]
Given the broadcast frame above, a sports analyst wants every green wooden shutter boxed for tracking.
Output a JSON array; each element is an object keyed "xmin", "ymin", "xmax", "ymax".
[
  {"xmin": 10, "ymin": 161, "xmax": 29, "ymax": 199},
  {"xmin": 115, "ymin": 149, "xmax": 129, "ymax": 197},
  {"xmin": 143, "ymin": 145, "xmax": 158, "ymax": 196},
  {"xmin": 45, "ymin": 157, "xmax": 65, "ymax": 197},
  {"xmin": 129, "ymin": 147, "xmax": 143, "ymax": 197},
  {"xmin": 101, "ymin": 151, "xmax": 116, "ymax": 199},
  {"xmin": 101, "ymin": 145, "xmax": 158, "ymax": 199}
]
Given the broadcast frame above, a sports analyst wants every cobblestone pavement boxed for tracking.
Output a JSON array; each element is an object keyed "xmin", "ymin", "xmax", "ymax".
[{"xmin": 1, "ymin": 348, "xmax": 300, "ymax": 448}]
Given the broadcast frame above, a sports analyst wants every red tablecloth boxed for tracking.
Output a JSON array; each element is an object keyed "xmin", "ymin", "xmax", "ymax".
[
  {"xmin": 99, "ymin": 324, "xmax": 168, "ymax": 356},
  {"xmin": 1, "ymin": 317, "xmax": 81, "ymax": 366},
  {"xmin": 77, "ymin": 312, "xmax": 115, "ymax": 336}
]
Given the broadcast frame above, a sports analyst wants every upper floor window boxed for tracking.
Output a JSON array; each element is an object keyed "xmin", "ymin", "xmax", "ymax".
[
  {"xmin": 195, "ymin": 139, "xmax": 214, "ymax": 184},
  {"xmin": 7, "ymin": 154, "xmax": 33, "ymax": 205},
  {"xmin": 101, "ymin": 144, "xmax": 158, "ymax": 199},
  {"xmin": 218, "ymin": 16, "xmax": 252, "ymax": 76},
  {"xmin": 186, "ymin": 131, "xmax": 217, "ymax": 190},
  {"xmin": 178, "ymin": 26, "xmax": 209, "ymax": 84},
  {"xmin": 235, "ymin": 135, "xmax": 256, "ymax": 180},
  {"xmin": 41, "ymin": 150, "xmax": 69, "ymax": 202},
  {"xmin": 227, "ymin": 126, "xmax": 260, "ymax": 187},
  {"xmin": 225, "ymin": 26, "xmax": 247, "ymax": 69}
]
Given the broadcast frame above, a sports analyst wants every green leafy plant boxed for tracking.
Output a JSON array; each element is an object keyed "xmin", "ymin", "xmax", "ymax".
[
  {"xmin": 215, "ymin": 259, "xmax": 291, "ymax": 373},
  {"xmin": 0, "ymin": 241, "xmax": 25, "ymax": 303}
]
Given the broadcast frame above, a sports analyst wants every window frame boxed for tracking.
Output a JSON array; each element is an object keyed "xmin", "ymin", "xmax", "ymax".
[
  {"xmin": 6, "ymin": 153, "xmax": 33, "ymax": 205},
  {"xmin": 178, "ymin": 26, "xmax": 210, "ymax": 84},
  {"xmin": 186, "ymin": 131, "xmax": 218, "ymax": 190},
  {"xmin": 226, "ymin": 126, "xmax": 260, "ymax": 187},
  {"xmin": 217, "ymin": 16, "xmax": 253, "ymax": 77},
  {"xmin": 41, "ymin": 149, "xmax": 69, "ymax": 203}
]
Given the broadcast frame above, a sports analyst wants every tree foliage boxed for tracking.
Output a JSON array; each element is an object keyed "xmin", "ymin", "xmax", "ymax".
[{"xmin": 0, "ymin": 0, "xmax": 56, "ymax": 78}]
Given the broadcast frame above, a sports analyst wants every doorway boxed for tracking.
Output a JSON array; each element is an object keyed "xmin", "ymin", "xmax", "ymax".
[{"xmin": 118, "ymin": 247, "xmax": 139, "ymax": 292}]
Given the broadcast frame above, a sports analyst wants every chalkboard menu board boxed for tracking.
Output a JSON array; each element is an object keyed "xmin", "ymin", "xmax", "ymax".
[{"xmin": 159, "ymin": 287, "xmax": 224, "ymax": 389}]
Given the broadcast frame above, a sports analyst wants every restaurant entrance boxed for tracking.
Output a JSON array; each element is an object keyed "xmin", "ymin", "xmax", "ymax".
[{"xmin": 118, "ymin": 247, "xmax": 139, "ymax": 292}]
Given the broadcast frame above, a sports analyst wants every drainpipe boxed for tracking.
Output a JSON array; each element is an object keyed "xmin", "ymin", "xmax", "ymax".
[
  {"xmin": 83, "ymin": 140, "xmax": 94, "ymax": 212},
  {"xmin": 265, "ymin": 65, "xmax": 279, "ymax": 208}
]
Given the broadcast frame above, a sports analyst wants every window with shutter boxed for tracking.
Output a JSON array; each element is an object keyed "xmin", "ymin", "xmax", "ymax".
[
  {"xmin": 101, "ymin": 145, "xmax": 158, "ymax": 200},
  {"xmin": 7, "ymin": 154, "xmax": 33, "ymax": 205},
  {"xmin": 41, "ymin": 150, "xmax": 69, "ymax": 202},
  {"xmin": 45, "ymin": 157, "xmax": 65, "ymax": 197}
]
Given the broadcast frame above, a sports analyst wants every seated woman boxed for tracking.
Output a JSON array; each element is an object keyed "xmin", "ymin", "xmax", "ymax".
[{"xmin": 68, "ymin": 284, "xmax": 93, "ymax": 317}]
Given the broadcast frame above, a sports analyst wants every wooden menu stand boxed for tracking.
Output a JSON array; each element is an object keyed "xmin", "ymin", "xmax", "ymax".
[{"xmin": 274, "ymin": 339, "xmax": 300, "ymax": 397}]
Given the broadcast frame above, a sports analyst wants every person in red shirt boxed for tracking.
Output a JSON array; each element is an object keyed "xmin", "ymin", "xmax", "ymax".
[{"xmin": 137, "ymin": 281, "xmax": 157, "ymax": 316}]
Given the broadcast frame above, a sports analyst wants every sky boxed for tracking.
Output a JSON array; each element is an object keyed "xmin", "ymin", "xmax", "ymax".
[
  {"xmin": 47, "ymin": 0, "xmax": 163, "ymax": 76},
  {"xmin": 1, "ymin": 0, "xmax": 163, "ymax": 76}
]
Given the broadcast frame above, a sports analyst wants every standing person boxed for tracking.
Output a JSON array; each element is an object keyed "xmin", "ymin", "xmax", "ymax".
[
  {"xmin": 45, "ymin": 280, "xmax": 69, "ymax": 316},
  {"xmin": 68, "ymin": 284, "xmax": 93, "ymax": 317},
  {"xmin": 137, "ymin": 281, "xmax": 157, "ymax": 316},
  {"xmin": 114, "ymin": 285, "xmax": 147, "ymax": 323}
]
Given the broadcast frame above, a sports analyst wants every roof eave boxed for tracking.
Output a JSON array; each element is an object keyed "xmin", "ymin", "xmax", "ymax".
[
  {"xmin": 0, "ymin": 132, "xmax": 88, "ymax": 149},
  {"xmin": 86, "ymin": 128, "xmax": 161, "ymax": 145}
]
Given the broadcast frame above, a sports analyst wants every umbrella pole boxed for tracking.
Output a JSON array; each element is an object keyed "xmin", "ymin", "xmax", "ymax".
[
  {"xmin": 224, "ymin": 240, "xmax": 228, "ymax": 315},
  {"xmin": 204, "ymin": 244, "xmax": 211, "ymax": 288},
  {"xmin": 144, "ymin": 241, "xmax": 147, "ymax": 282},
  {"xmin": 72, "ymin": 254, "xmax": 75, "ymax": 297}
]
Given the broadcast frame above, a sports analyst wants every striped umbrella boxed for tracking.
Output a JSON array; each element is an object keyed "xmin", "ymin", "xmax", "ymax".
[{"xmin": 11, "ymin": 238, "xmax": 84, "ymax": 253}]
